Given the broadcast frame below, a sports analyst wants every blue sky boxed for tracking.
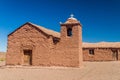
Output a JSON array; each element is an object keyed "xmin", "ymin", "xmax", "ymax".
[{"xmin": 0, "ymin": 0, "xmax": 120, "ymax": 52}]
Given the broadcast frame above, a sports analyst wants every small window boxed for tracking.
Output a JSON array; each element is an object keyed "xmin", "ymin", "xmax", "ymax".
[
  {"xmin": 67, "ymin": 28, "xmax": 72, "ymax": 36},
  {"xmin": 89, "ymin": 49, "xmax": 94, "ymax": 55},
  {"xmin": 53, "ymin": 37, "xmax": 59, "ymax": 44}
]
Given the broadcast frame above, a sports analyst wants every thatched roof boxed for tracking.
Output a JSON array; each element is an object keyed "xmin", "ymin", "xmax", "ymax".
[
  {"xmin": 83, "ymin": 42, "xmax": 120, "ymax": 48},
  {"xmin": 29, "ymin": 22, "xmax": 60, "ymax": 38}
]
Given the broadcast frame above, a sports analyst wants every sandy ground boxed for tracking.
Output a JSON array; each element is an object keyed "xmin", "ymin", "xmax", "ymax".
[{"xmin": 0, "ymin": 61, "xmax": 120, "ymax": 80}]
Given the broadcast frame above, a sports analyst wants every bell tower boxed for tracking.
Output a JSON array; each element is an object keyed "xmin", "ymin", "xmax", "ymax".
[{"xmin": 60, "ymin": 14, "xmax": 83, "ymax": 67}]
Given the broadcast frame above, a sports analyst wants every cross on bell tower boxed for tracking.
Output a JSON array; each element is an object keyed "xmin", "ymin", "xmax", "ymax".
[{"xmin": 70, "ymin": 14, "xmax": 74, "ymax": 18}]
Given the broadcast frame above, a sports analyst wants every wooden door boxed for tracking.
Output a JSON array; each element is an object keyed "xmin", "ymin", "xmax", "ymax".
[
  {"xmin": 112, "ymin": 50, "xmax": 118, "ymax": 61},
  {"xmin": 23, "ymin": 50, "xmax": 32, "ymax": 65}
]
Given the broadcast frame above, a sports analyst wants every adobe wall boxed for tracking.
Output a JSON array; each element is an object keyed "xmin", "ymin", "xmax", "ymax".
[
  {"xmin": 6, "ymin": 24, "xmax": 52, "ymax": 66},
  {"xmin": 50, "ymin": 42, "xmax": 80, "ymax": 67},
  {"xmin": 83, "ymin": 48, "xmax": 118, "ymax": 61}
]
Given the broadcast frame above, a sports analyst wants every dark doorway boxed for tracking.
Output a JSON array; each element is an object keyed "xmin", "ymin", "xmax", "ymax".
[
  {"xmin": 23, "ymin": 50, "xmax": 32, "ymax": 65},
  {"xmin": 112, "ymin": 50, "xmax": 118, "ymax": 61}
]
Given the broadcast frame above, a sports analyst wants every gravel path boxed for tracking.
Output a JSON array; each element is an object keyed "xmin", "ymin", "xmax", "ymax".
[{"xmin": 0, "ymin": 61, "xmax": 120, "ymax": 80}]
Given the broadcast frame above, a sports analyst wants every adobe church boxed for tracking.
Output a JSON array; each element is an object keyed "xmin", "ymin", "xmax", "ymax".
[
  {"xmin": 6, "ymin": 15, "xmax": 120, "ymax": 67},
  {"xmin": 6, "ymin": 15, "xmax": 83, "ymax": 67}
]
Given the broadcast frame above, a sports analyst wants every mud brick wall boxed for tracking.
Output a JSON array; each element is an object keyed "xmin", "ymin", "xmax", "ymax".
[
  {"xmin": 6, "ymin": 24, "xmax": 52, "ymax": 65},
  {"xmin": 83, "ymin": 48, "xmax": 120, "ymax": 61}
]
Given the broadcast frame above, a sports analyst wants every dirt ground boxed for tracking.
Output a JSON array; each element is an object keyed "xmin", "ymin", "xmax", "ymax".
[{"xmin": 0, "ymin": 61, "xmax": 120, "ymax": 80}]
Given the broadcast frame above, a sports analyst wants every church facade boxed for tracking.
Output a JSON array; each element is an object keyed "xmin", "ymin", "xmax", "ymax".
[
  {"xmin": 6, "ymin": 15, "xmax": 83, "ymax": 67},
  {"xmin": 6, "ymin": 15, "xmax": 120, "ymax": 67}
]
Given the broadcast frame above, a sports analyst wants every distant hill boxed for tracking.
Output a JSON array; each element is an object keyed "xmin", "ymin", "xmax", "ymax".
[{"xmin": 0, "ymin": 52, "xmax": 6, "ymax": 54}]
